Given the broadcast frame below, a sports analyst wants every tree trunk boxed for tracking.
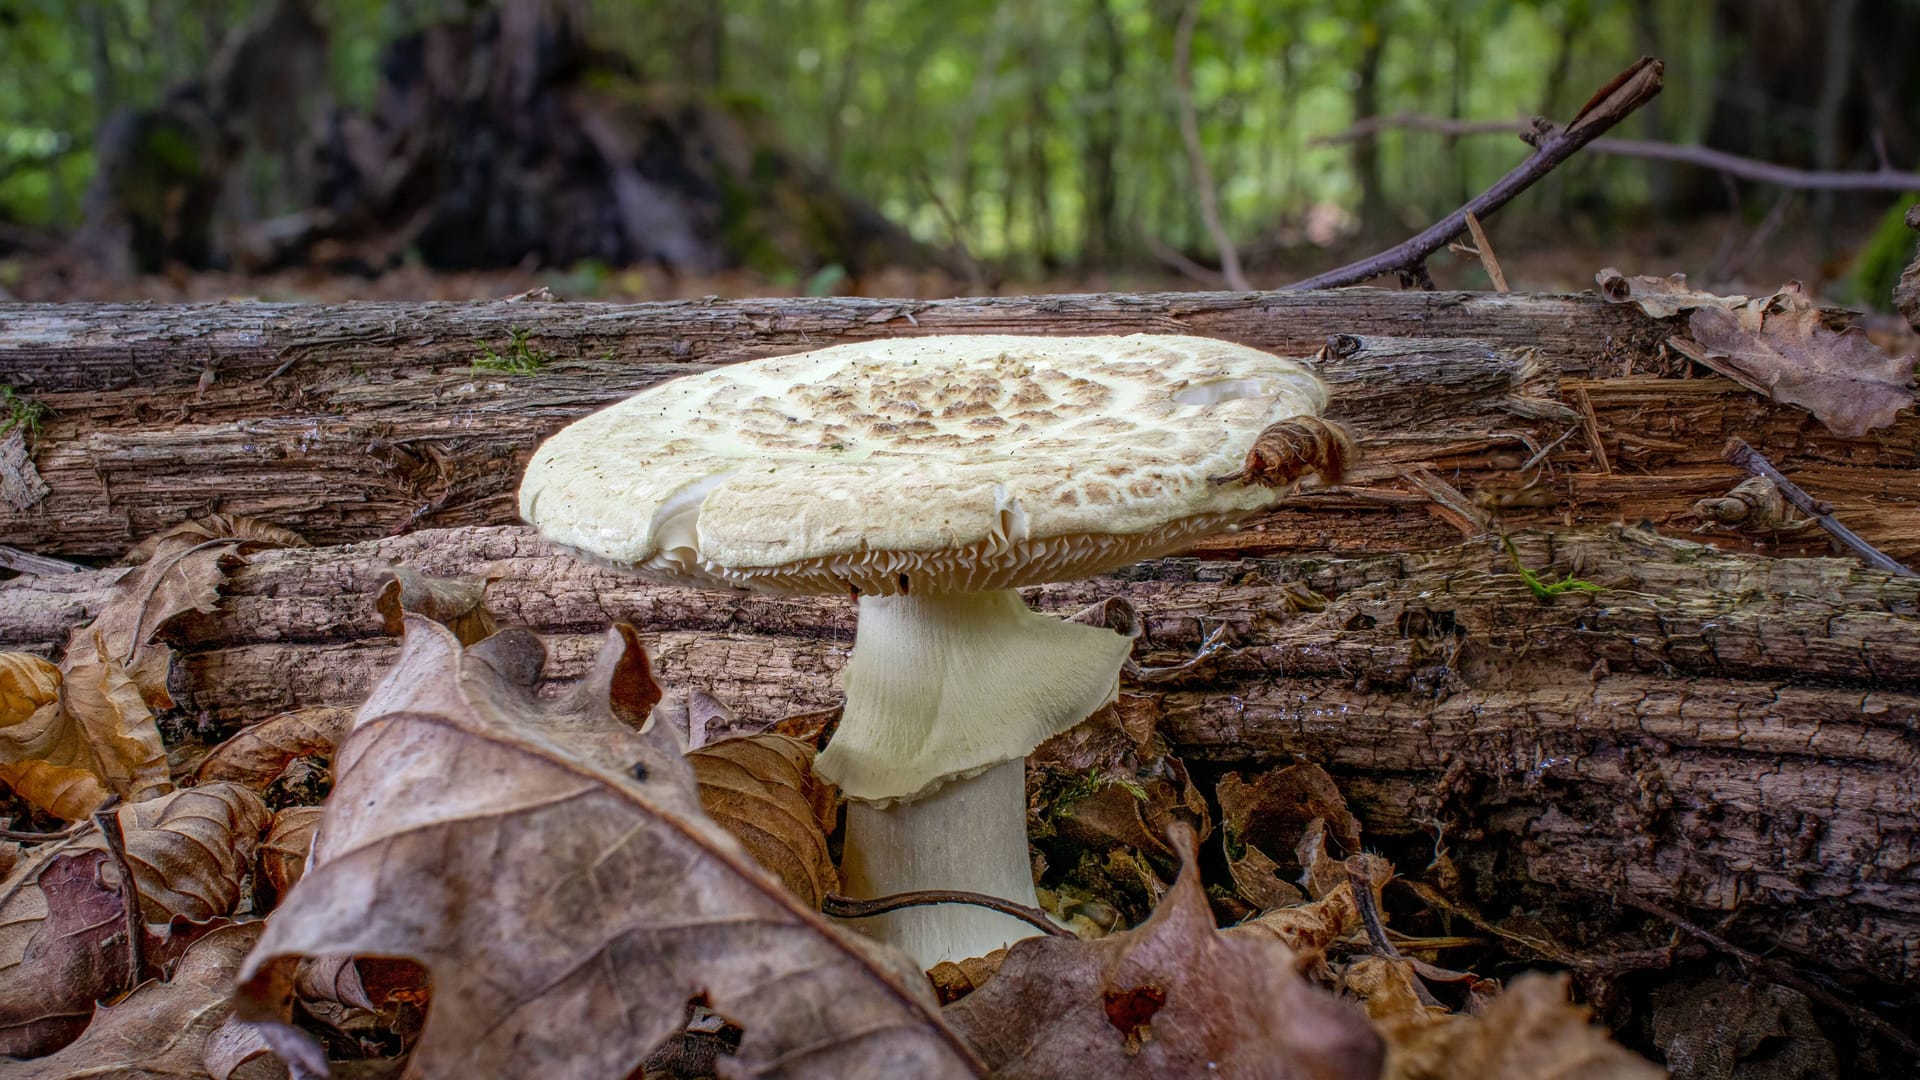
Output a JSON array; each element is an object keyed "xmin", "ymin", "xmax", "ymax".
[
  {"xmin": 4, "ymin": 525, "xmax": 1912, "ymax": 987},
  {"xmin": 2, "ymin": 292, "xmax": 1913, "ymax": 563}
]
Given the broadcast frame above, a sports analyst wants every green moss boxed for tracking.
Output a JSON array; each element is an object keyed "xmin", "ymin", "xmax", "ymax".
[
  {"xmin": 1503, "ymin": 535, "xmax": 1603, "ymax": 599},
  {"xmin": 1845, "ymin": 196, "xmax": 1920, "ymax": 311},
  {"xmin": 473, "ymin": 327, "xmax": 551, "ymax": 375},
  {"xmin": 0, "ymin": 385, "xmax": 48, "ymax": 442}
]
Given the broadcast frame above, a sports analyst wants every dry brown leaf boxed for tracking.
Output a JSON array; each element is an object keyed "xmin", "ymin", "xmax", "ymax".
[
  {"xmin": 1227, "ymin": 881, "xmax": 1365, "ymax": 954},
  {"xmin": 1597, "ymin": 269, "xmax": 1917, "ymax": 436},
  {"xmin": 0, "ymin": 653, "xmax": 113, "ymax": 819},
  {"xmin": 122, "ymin": 514, "xmax": 307, "ymax": 565},
  {"xmin": 194, "ymin": 706, "xmax": 355, "ymax": 790},
  {"xmin": 0, "ymin": 839, "xmax": 234, "ymax": 1058},
  {"xmin": 6, "ymin": 922, "xmax": 264, "ymax": 1079},
  {"xmin": 688, "ymin": 731, "xmax": 838, "ymax": 908},
  {"xmin": 40, "ymin": 520, "xmax": 306, "ymax": 815},
  {"xmin": 234, "ymin": 616, "xmax": 983, "ymax": 1079},
  {"xmin": 944, "ymin": 825, "xmax": 1383, "ymax": 1079},
  {"xmin": 929, "ymin": 948, "xmax": 1008, "ymax": 1005},
  {"xmin": 258, "ymin": 805, "xmax": 323, "ymax": 900},
  {"xmin": 1594, "ymin": 267, "xmax": 1735, "ymax": 319},
  {"xmin": 0, "ymin": 781, "xmax": 268, "ymax": 1053},
  {"xmin": 1349, "ymin": 959, "xmax": 1659, "ymax": 1080},
  {"xmin": 1651, "ymin": 975, "xmax": 1837, "ymax": 1079},
  {"xmin": 1217, "ymin": 764, "xmax": 1364, "ymax": 907},
  {"xmin": 1678, "ymin": 284, "xmax": 1917, "ymax": 437},
  {"xmin": 1031, "ymin": 696, "xmax": 1210, "ymax": 870},
  {"xmin": 375, "ymin": 564, "xmax": 499, "ymax": 646}
]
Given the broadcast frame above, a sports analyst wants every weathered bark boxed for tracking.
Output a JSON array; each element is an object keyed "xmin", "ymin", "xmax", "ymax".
[
  {"xmin": 4, "ymin": 525, "xmax": 1914, "ymax": 985},
  {"xmin": 2, "ymin": 291, "xmax": 1914, "ymax": 562}
]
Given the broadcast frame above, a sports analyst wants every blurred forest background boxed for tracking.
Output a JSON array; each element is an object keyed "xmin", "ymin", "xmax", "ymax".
[{"xmin": 0, "ymin": 0, "xmax": 1915, "ymax": 303}]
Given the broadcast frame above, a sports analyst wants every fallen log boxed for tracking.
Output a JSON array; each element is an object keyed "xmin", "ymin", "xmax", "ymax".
[
  {"xmin": 4, "ymin": 292, "xmax": 1912, "ymax": 562},
  {"xmin": 4, "ymin": 525, "xmax": 1913, "ymax": 986}
]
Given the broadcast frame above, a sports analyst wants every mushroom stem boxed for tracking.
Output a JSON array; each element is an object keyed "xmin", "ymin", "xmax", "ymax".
[
  {"xmin": 816, "ymin": 587, "xmax": 1134, "ymax": 967},
  {"xmin": 840, "ymin": 759, "xmax": 1043, "ymax": 967}
]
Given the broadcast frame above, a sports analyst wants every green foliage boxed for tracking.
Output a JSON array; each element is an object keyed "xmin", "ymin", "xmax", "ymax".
[
  {"xmin": 472, "ymin": 328, "xmax": 551, "ymax": 375},
  {"xmin": 0, "ymin": 0, "xmax": 1712, "ymax": 267},
  {"xmin": 1843, "ymin": 195, "xmax": 1920, "ymax": 311},
  {"xmin": 1502, "ymin": 535, "xmax": 1603, "ymax": 600},
  {"xmin": 0, "ymin": 385, "xmax": 49, "ymax": 442}
]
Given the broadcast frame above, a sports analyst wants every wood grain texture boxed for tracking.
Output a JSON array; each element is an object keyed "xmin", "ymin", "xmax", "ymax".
[{"xmin": 5, "ymin": 524, "xmax": 1913, "ymax": 984}]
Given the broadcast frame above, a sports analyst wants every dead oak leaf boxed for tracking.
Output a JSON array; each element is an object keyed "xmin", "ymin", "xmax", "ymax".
[
  {"xmin": 1594, "ymin": 268, "xmax": 1737, "ymax": 320},
  {"xmin": 0, "ymin": 653, "xmax": 113, "ymax": 820},
  {"xmin": 944, "ymin": 824, "xmax": 1382, "ymax": 1079},
  {"xmin": 1348, "ymin": 960, "xmax": 1658, "ymax": 1080},
  {"xmin": 235, "ymin": 616, "xmax": 983, "ymax": 1080},
  {"xmin": 1217, "ymin": 764, "xmax": 1363, "ymax": 909},
  {"xmin": 1678, "ymin": 285, "xmax": 1916, "ymax": 437},
  {"xmin": 6, "ymin": 922, "xmax": 263, "ymax": 1080},
  {"xmin": 374, "ymin": 565, "xmax": 499, "ymax": 646},
  {"xmin": 194, "ymin": 706, "xmax": 354, "ymax": 791},
  {"xmin": 50, "ymin": 520, "xmax": 298, "ymax": 813},
  {"xmin": 258, "ymin": 805, "xmax": 324, "ymax": 900},
  {"xmin": 689, "ymin": 732, "xmax": 839, "ymax": 908}
]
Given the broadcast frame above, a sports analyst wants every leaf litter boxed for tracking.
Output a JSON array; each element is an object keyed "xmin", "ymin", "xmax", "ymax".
[{"xmin": 0, "ymin": 532, "xmax": 1709, "ymax": 1078}]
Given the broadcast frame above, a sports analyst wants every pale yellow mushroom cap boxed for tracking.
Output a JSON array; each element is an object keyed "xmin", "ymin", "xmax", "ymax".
[{"xmin": 519, "ymin": 334, "xmax": 1326, "ymax": 594}]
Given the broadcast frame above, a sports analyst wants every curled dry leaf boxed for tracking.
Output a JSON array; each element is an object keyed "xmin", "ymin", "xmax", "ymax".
[
  {"xmin": 1031, "ymin": 695, "xmax": 1211, "ymax": 875},
  {"xmin": 101, "ymin": 782, "xmax": 273, "ymax": 924},
  {"xmin": 258, "ymin": 805, "xmax": 323, "ymax": 900},
  {"xmin": 5, "ymin": 922, "xmax": 264, "ymax": 1080},
  {"xmin": 40, "ymin": 519, "xmax": 297, "ymax": 815},
  {"xmin": 944, "ymin": 825, "xmax": 1383, "ymax": 1079},
  {"xmin": 1651, "ymin": 975, "xmax": 1838, "ymax": 1080},
  {"xmin": 0, "ymin": 782, "xmax": 263, "ymax": 1061},
  {"xmin": 235, "ymin": 616, "xmax": 982, "ymax": 1079},
  {"xmin": 929, "ymin": 948, "xmax": 1008, "ymax": 1006},
  {"xmin": 1217, "ymin": 764, "xmax": 1364, "ymax": 908},
  {"xmin": 688, "ymin": 731, "xmax": 838, "ymax": 908},
  {"xmin": 0, "ymin": 652, "xmax": 112, "ymax": 819},
  {"xmin": 1349, "ymin": 960, "xmax": 1659, "ymax": 1080},
  {"xmin": 1225, "ymin": 880, "xmax": 1364, "ymax": 955},
  {"xmin": 375, "ymin": 564, "xmax": 499, "ymax": 646},
  {"xmin": 1678, "ymin": 284, "xmax": 1917, "ymax": 437},
  {"xmin": 1597, "ymin": 269, "xmax": 1917, "ymax": 437},
  {"xmin": 1593, "ymin": 267, "xmax": 1732, "ymax": 319},
  {"xmin": 122, "ymin": 514, "xmax": 307, "ymax": 565},
  {"xmin": 194, "ymin": 706, "xmax": 354, "ymax": 790}
]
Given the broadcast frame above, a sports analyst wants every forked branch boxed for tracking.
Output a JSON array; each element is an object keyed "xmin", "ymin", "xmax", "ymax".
[{"xmin": 1286, "ymin": 58, "xmax": 1664, "ymax": 291}]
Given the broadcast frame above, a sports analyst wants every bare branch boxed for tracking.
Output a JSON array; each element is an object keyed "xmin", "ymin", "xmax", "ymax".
[
  {"xmin": 1286, "ymin": 58, "xmax": 1664, "ymax": 291},
  {"xmin": 1724, "ymin": 438, "xmax": 1916, "ymax": 577},
  {"xmin": 1172, "ymin": 0, "xmax": 1250, "ymax": 291},
  {"xmin": 1320, "ymin": 113, "xmax": 1920, "ymax": 192}
]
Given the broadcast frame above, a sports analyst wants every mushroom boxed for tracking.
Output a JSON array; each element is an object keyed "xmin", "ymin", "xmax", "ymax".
[{"xmin": 518, "ymin": 334, "xmax": 1330, "ymax": 967}]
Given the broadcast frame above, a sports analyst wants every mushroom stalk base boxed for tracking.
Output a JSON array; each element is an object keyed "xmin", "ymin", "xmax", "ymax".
[
  {"xmin": 817, "ymin": 587, "xmax": 1134, "ymax": 968},
  {"xmin": 839, "ymin": 759, "xmax": 1043, "ymax": 968}
]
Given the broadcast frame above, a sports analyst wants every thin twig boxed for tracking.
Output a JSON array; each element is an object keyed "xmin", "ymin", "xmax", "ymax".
[
  {"xmin": 1623, "ymin": 893, "xmax": 1920, "ymax": 1058},
  {"xmin": 1172, "ymin": 0, "xmax": 1250, "ymax": 291},
  {"xmin": 0, "ymin": 819, "xmax": 96, "ymax": 842},
  {"xmin": 1318, "ymin": 114, "xmax": 1920, "ymax": 192},
  {"xmin": 1347, "ymin": 857, "xmax": 1445, "ymax": 1009},
  {"xmin": 1285, "ymin": 59, "xmax": 1664, "ymax": 291},
  {"xmin": 90, "ymin": 797, "xmax": 143, "ymax": 992},
  {"xmin": 1725, "ymin": 439, "xmax": 1916, "ymax": 577},
  {"xmin": 1461, "ymin": 212, "xmax": 1508, "ymax": 291},
  {"xmin": 1144, "ymin": 235, "xmax": 1227, "ymax": 287},
  {"xmin": 823, "ymin": 890, "xmax": 1073, "ymax": 939}
]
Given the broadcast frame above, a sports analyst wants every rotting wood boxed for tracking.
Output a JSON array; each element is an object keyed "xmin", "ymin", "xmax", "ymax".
[
  {"xmin": 1, "ymin": 294, "xmax": 1913, "ymax": 561},
  {"xmin": 4, "ymin": 525, "xmax": 1912, "ymax": 987}
]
